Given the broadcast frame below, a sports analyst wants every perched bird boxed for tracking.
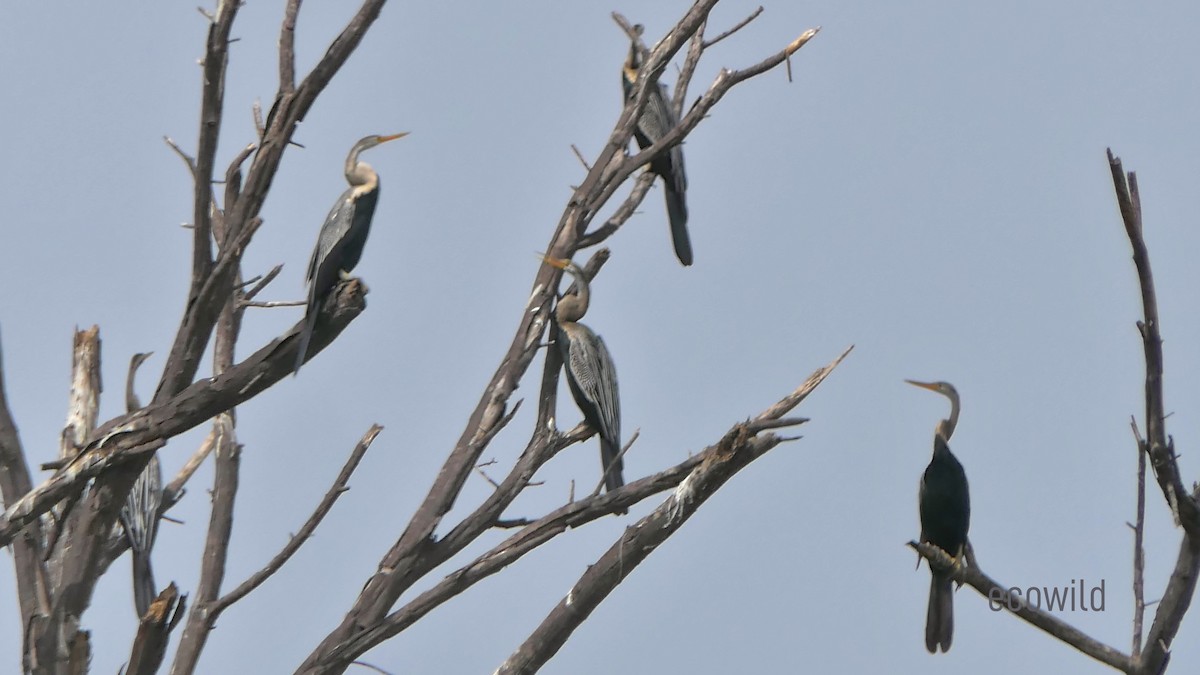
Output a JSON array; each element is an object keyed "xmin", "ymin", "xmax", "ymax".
[
  {"xmin": 121, "ymin": 454, "xmax": 162, "ymax": 617},
  {"xmin": 543, "ymin": 256, "xmax": 625, "ymax": 499},
  {"xmin": 907, "ymin": 379, "xmax": 971, "ymax": 653},
  {"xmin": 294, "ymin": 133, "xmax": 408, "ymax": 375},
  {"xmin": 120, "ymin": 351, "xmax": 161, "ymax": 617},
  {"xmin": 621, "ymin": 36, "xmax": 691, "ymax": 266}
]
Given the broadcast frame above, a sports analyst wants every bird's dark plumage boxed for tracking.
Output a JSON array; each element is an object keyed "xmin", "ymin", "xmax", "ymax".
[
  {"xmin": 294, "ymin": 183, "xmax": 379, "ymax": 374},
  {"xmin": 919, "ymin": 434, "xmax": 970, "ymax": 653},
  {"xmin": 294, "ymin": 133, "xmax": 405, "ymax": 374},
  {"xmin": 622, "ymin": 39, "xmax": 691, "ymax": 266}
]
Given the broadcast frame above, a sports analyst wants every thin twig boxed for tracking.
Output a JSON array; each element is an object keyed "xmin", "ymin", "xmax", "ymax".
[
  {"xmin": 279, "ymin": 0, "xmax": 301, "ymax": 94},
  {"xmin": 1131, "ymin": 416, "xmax": 1146, "ymax": 657},
  {"xmin": 910, "ymin": 542, "xmax": 1132, "ymax": 672},
  {"xmin": 1107, "ymin": 148, "xmax": 1196, "ymax": 532},
  {"xmin": 0, "ymin": 325, "xmax": 49, "ymax": 634},
  {"xmin": 590, "ymin": 429, "xmax": 639, "ymax": 498},
  {"xmin": 162, "ymin": 429, "xmax": 217, "ymax": 507},
  {"xmin": 703, "ymin": 6, "xmax": 764, "ymax": 49},
  {"xmin": 349, "ymin": 661, "xmax": 395, "ymax": 675},
  {"xmin": 474, "ymin": 460, "xmax": 502, "ymax": 490},
  {"xmin": 569, "ymin": 144, "xmax": 592, "ymax": 172},
  {"xmin": 162, "ymin": 136, "xmax": 198, "ymax": 178},
  {"xmin": 241, "ymin": 264, "xmax": 284, "ymax": 303},
  {"xmin": 241, "ymin": 299, "xmax": 306, "ymax": 309},
  {"xmin": 315, "ymin": 349, "xmax": 845, "ymax": 668},
  {"xmin": 210, "ymin": 425, "xmax": 381, "ymax": 616},
  {"xmin": 253, "ymin": 99, "xmax": 265, "ymax": 138},
  {"xmin": 675, "ymin": 19, "xmax": 707, "ymax": 117}
]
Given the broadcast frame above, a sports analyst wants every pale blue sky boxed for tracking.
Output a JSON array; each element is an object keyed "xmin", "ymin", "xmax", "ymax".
[{"xmin": 2, "ymin": 2, "xmax": 1199, "ymax": 673}]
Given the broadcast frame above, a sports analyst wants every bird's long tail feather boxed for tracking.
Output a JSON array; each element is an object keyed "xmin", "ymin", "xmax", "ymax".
[
  {"xmin": 600, "ymin": 438, "xmax": 625, "ymax": 493},
  {"xmin": 293, "ymin": 295, "xmax": 320, "ymax": 376},
  {"xmin": 925, "ymin": 574, "xmax": 954, "ymax": 653},
  {"xmin": 132, "ymin": 549, "xmax": 157, "ymax": 618},
  {"xmin": 664, "ymin": 182, "xmax": 691, "ymax": 266}
]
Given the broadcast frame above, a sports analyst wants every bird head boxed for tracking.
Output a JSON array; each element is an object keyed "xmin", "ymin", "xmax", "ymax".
[{"xmin": 905, "ymin": 380, "xmax": 958, "ymax": 400}]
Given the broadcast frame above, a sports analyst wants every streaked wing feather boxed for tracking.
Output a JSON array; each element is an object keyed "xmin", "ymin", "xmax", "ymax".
[
  {"xmin": 565, "ymin": 326, "xmax": 621, "ymax": 444},
  {"xmin": 120, "ymin": 454, "xmax": 163, "ymax": 552}
]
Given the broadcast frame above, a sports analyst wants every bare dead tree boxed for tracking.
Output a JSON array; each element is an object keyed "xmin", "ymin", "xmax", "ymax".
[
  {"xmin": 909, "ymin": 150, "xmax": 1200, "ymax": 674},
  {"xmin": 0, "ymin": 2, "xmax": 834, "ymax": 675}
]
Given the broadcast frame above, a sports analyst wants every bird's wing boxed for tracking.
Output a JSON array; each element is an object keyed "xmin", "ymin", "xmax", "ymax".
[
  {"xmin": 566, "ymin": 327, "xmax": 621, "ymax": 444},
  {"xmin": 647, "ymin": 84, "xmax": 687, "ymax": 188},
  {"xmin": 119, "ymin": 453, "xmax": 163, "ymax": 552},
  {"xmin": 307, "ymin": 188, "xmax": 356, "ymax": 283}
]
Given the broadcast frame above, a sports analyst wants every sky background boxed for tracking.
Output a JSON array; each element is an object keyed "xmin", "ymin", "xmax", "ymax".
[{"xmin": 2, "ymin": 1, "xmax": 1199, "ymax": 673}]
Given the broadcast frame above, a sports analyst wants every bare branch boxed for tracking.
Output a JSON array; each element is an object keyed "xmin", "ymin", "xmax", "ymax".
[
  {"xmin": 210, "ymin": 424, "xmax": 381, "ymax": 616},
  {"xmin": 499, "ymin": 424, "xmax": 812, "ymax": 671},
  {"xmin": 703, "ymin": 6, "xmax": 764, "ymax": 49},
  {"xmin": 0, "ymin": 328, "xmax": 49, "ymax": 637},
  {"xmin": 1131, "ymin": 417, "xmax": 1146, "ymax": 657},
  {"xmin": 569, "ymin": 144, "xmax": 592, "ymax": 172},
  {"xmin": 170, "ymin": 413, "xmax": 238, "ymax": 674},
  {"xmin": 589, "ymin": 429, "xmax": 639, "ymax": 498},
  {"xmin": 280, "ymin": 0, "xmax": 301, "ymax": 94},
  {"xmin": 253, "ymin": 99, "xmax": 265, "ymax": 138},
  {"xmin": 241, "ymin": 299, "xmax": 306, "ymax": 309},
  {"xmin": 674, "ymin": 18, "xmax": 707, "ymax": 118},
  {"xmin": 125, "ymin": 583, "xmax": 186, "ymax": 675},
  {"xmin": 313, "ymin": 349, "xmax": 844, "ymax": 669},
  {"xmin": 221, "ymin": 143, "xmax": 257, "ymax": 225},
  {"xmin": 348, "ymin": 662, "xmax": 394, "ymax": 675},
  {"xmin": 240, "ymin": 264, "xmax": 284, "ymax": 303},
  {"xmin": 0, "ymin": 279, "xmax": 368, "ymax": 549},
  {"xmin": 1107, "ymin": 148, "xmax": 1198, "ymax": 536},
  {"xmin": 575, "ymin": 172, "xmax": 656, "ymax": 250},
  {"xmin": 162, "ymin": 136, "xmax": 198, "ymax": 179},
  {"xmin": 911, "ymin": 542, "xmax": 1133, "ymax": 672},
  {"xmin": 162, "ymin": 429, "xmax": 217, "ymax": 508},
  {"xmin": 1107, "ymin": 150, "xmax": 1199, "ymax": 674},
  {"xmin": 61, "ymin": 326, "xmax": 102, "ymax": 459},
  {"xmin": 300, "ymin": 8, "xmax": 825, "ymax": 667},
  {"xmin": 1140, "ymin": 517, "xmax": 1200, "ymax": 673}
]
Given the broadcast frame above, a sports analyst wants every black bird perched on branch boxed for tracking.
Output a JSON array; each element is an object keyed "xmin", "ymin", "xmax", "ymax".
[
  {"xmin": 294, "ymin": 133, "xmax": 408, "ymax": 375},
  {"xmin": 544, "ymin": 256, "xmax": 625, "ymax": 501},
  {"xmin": 621, "ymin": 33, "xmax": 691, "ymax": 266},
  {"xmin": 907, "ymin": 379, "xmax": 971, "ymax": 653}
]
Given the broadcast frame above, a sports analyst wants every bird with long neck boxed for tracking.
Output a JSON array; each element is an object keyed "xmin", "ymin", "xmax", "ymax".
[
  {"xmin": 621, "ymin": 32, "xmax": 691, "ymax": 266},
  {"xmin": 544, "ymin": 255, "xmax": 625, "ymax": 501},
  {"xmin": 294, "ymin": 133, "xmax": 407, "ymax": 375},
  {"xmin": 907, "ymin": 379, "xmax": 970, "ymax": 653}
]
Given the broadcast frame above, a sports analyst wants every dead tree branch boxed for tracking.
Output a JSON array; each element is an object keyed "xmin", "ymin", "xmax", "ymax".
[
  {"xmin": 911, "ymin": 542, "xmax": 1133, "ymax": 672},
  {"xmin": 1130, "ymin": 417, "xmax": 1146, "ymax": 657},
  {"xmin": 499, "ymin": 349, "xmax": 847, "ymax": 673},
  {"xmin": 212, "ymin": 424, "xmax": 380, "ymax": 616},
  {"xmin": 0, "ymin": 279, "xmax": 367, "ymax": 551},
  {"xmin": 125, "ymin": 583, "xmax": 186, "ymax": 675},
  {"xmin": 297, "ymin": 6, "xmax": 822, "ymax": 670},
  {"xmin": 310, "ymin": 348, "xmax": 848, "ymax": 670},
  {"xmin": 1108, "ymin": 149, "xmax": 1200, "ymax": 675},
  {"xmin": 0, "ymin": 329, "xmax": 50, "ymax": 647},
  {"xmin": 1107, "ymin": 149, "xmax": 1197, "ymax": 535}
]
